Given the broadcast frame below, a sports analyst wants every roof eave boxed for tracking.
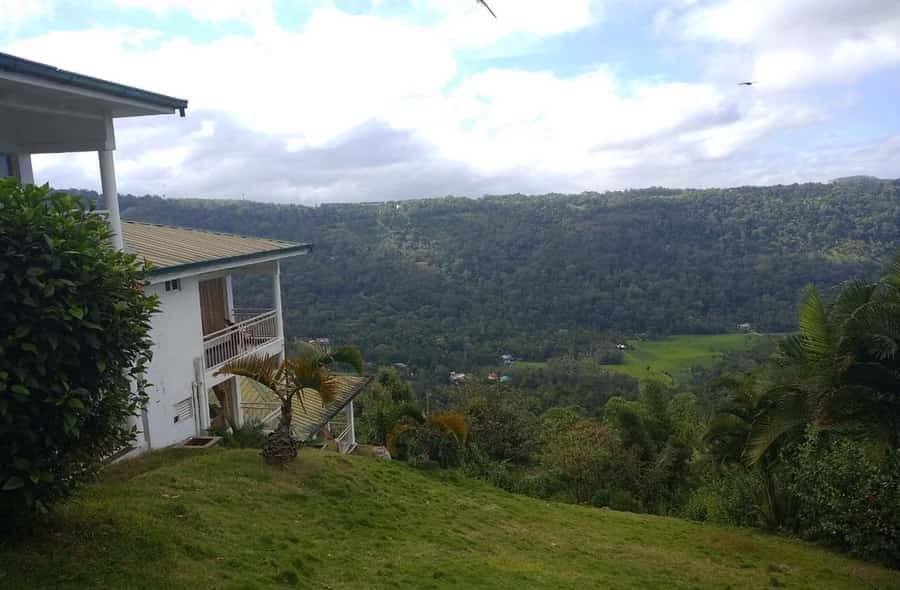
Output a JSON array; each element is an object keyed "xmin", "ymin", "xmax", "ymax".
[
  {"xmin": 0, "ymin": 52, "xmax": 188, "ymax": 116},
  {"xmin": 146, "ymin": 243, "xmax": 313, "ymax": 284}
]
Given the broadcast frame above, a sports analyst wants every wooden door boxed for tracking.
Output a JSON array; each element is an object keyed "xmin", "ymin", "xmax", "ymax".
[{"xmin": 199, "ymin": 277, "xmax": 228, "ymax": 335}]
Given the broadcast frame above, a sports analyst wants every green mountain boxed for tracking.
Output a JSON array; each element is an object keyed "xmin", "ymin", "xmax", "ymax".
[
  {"xmin": 2, "ymin": 448, "xmax": 896, "ymax": 589},
  {"xmin": 104, "ymin": 180, "xmax": 900, "ymax": 376}
]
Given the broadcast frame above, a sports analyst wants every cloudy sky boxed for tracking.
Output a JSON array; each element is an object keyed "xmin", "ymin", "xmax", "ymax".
[{"xmin": 3, "ymin": 0, "xmax": 899, "ymax": 203}]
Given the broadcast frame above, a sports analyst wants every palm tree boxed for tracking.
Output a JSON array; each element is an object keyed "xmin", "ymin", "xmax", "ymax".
[
  {"xmin": 745, "ymin": 255, "xmax": 900, "ymax": 464},
  {"xmin": 217, "ymin": 344, "xmax": 364, "ymax": 464}
]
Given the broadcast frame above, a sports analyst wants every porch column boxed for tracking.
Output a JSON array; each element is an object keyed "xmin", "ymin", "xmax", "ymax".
[
  {"xmin": 273, "ymin": 261, "xmax": 284, "ymax": 345},
  {"xmin": 347, "ymin": 400, "xmax": 356, "ymax": 448},
  {"xmin": 99, "ymin": 116, "xmax": 124, "ymax": 251},
  {"xmin": 15, "ymin": 153, "xmax": 34, "ymax": 184},
  {"xmin": 98, "ymin": 149, "xmax": 124, "ymax": 251}
]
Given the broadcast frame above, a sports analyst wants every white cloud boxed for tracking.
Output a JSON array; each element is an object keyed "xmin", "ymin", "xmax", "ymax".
[
  {"xmin": 8, "ymin": 0, "xmax": 900, "ymax": 202},
  {"xmin": 0, "ymin": 0, "xmax": 52, "ymax": 32},
  {"xmin": 674, "ymin": 0, "xmax": 900, "ymax": 89},
  {"xmin": 421, "ymin": 0, "xmax": 598, "ymax": 48}
]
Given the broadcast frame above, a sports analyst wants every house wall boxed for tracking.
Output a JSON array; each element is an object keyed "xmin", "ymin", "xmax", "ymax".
[{"xmin": 143, "ymin": 276, "xmax": 205, "ymax": 448}]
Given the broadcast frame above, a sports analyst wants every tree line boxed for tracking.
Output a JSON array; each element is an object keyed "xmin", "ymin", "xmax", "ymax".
[{"xmin": 95, "ymin": 177, "xmax": 900, "ymax": 384}]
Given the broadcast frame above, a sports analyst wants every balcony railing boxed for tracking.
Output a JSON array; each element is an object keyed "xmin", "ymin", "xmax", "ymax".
[{"xmin": 203, "ymin": 309, "xmax": 279, "ymax": 372}]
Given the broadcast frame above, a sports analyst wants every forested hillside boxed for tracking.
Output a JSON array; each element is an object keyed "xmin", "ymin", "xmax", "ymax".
[{"xmin": 99, "ymin": 178, "xmax": 899, "ymax": 374}]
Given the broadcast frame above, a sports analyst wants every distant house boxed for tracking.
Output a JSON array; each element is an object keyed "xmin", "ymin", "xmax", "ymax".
[
  {"xmin": 616, "ymin": 343, "xmax": 628, "ymax": 350},
  {"xmin": 499, "ymin": 375, "xmax": 512, "ymax": 384},
  {"xmin": 1, "ymin": 52, "xmax": 367, "ymax": 456},
  {"xmin": 501, "ymin": 353, "xmax": 515, "ymax": 365},
  {"xmin": 449, "ymin": 372, "xmax": 467, "ymax": 383},
  {"xmin": 486, "ymin": 372, "xmax": 499, "ymax": 381},
  {"xmin": 737, "ymin": 323, "xmax": 752, "ymax": 332}
]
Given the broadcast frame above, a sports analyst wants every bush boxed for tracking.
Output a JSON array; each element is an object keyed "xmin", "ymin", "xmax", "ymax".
[
  {"xmin": 355, "ymin": 367, "xmax": 419, "ymax": 445},
  {"xmin": 790, "ymin": 432, "xmax": 900, "ymax": 566},
  {"xmin": 541, "ymin": 419, "xmax": 641, "ymax": 504},
  {"xmin": 0, "ymin": 181, "xmax": 157, "ymax": 524},
  {"xmin": 681, "ymin": 468, "xmax": 760, "ymax": 526},
  {"xmin": 388, "ymin": 412, "xmax": 468, "ymax": 468},
  {"xmin": 209, "ymin": 418, "xmax": 266, "ymax": 449},
  {"xmin": 462, "ymin": 387, "xmax": 539, "ymax": 464}
]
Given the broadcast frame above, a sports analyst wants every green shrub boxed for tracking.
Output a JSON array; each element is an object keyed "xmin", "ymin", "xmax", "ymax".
[
  {"xmin": 209, "ymin": 418, "xmax": 266, "ymax": 449},
  {"xmin": 355, "ymin": 368, "xmax": 419, "ymax": 445},
  {"xmin": 608, "ymin": 489, "xmax": 642, "ymax": 513},
  {"xmin": 681, "ymin": 469, "xmax": 759, "ymax": 526},
  {"xmin": 388, "ymin": 412, "xmax": 468, "ymax": 468},
  {"xmin": 790, "ymin": 432, "xmax": 900, "ymax": 566},
  {"xmin": 461, "ymin": 387, "xmax": 539, "ymax": 464},
  {"xmin": 0, "ymin": 181, "xmax": 157, "ymax": 523},
  {"xmin": 541, "ymin": 420, "xmax": 641, "ymax": 504}
]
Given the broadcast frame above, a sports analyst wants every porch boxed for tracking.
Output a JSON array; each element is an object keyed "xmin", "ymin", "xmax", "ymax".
[
  {"xmin": 203, "ymin": 308, "xmax": 282, "ymax": 374},
  {"xmin": 197, "ymin": 265, "xmax": 286, "ymax": 390}
]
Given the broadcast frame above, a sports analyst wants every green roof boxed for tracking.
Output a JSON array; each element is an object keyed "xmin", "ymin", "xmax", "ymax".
[{"xmin": 121, "ymin": 221, "xmax": 311, "ymax": 277}]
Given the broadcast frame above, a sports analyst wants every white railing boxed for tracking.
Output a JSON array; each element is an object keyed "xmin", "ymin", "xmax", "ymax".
[
  {"xmin": 203, "ymin": 309, "xmax": 279, "ymax": 372},
  {"xmin": 333, "ymin": 402, "xmax": 356, "ymax": 454}
]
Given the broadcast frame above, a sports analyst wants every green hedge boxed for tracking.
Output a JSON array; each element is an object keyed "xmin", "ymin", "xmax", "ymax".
[{"xmin": 0, "ymin": 180, "xmax": 157, "ymax": 524}]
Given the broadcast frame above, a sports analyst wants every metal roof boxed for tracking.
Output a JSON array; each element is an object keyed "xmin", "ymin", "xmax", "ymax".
[
  {"xmin": 121, "ymin": 221, "xmax": 311, "ymax": 276},
  {"xmin": 239, "ymin": 375, "xmax": 373, "ymax": 440},
  {"xmin": 0, "ymin": 52, "xmax": 188, "ymax": 116}
]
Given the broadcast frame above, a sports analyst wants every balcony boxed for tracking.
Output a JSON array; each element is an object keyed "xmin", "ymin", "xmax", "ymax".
[{"xmin": 203, "ymin": 308, "xmax": 280, "ymax": 374}]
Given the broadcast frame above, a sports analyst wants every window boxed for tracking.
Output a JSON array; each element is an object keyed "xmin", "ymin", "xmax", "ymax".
[{"xmin": 164, "ymin": 279, "xmax": 181, "ymax": 292}]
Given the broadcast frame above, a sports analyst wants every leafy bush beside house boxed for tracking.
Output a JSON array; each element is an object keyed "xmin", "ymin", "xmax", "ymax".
[{"xmin": 0, "ymin": 181, "xmax": 157, "ymax": 524}]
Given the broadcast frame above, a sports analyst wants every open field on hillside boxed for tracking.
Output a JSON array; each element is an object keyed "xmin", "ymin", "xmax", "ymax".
[
  {"xmin": 599, "ymin": 333, "xmax": 777, "ymax": 382},
  {"xmin": 1, "ymin": 448, "xmax": 896, "ymax": 589},
  {"xmin": 514, "ymin": 333, "xmax": 777, "ymax": 383}
]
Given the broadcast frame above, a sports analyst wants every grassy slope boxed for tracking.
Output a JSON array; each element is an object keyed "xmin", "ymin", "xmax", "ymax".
[
  {"xmin": 600, "ymin": 333, "xmax": 773, "ymax": 382},
  {"xmin": 2, "ymin": 449, "xmax": 897, "ymax": 590}
]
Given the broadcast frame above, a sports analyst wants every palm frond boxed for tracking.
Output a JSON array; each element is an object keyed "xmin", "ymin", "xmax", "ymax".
[
  {"xmin": 217, "ymin": 354, "xmax": 283, "ymax": 394},
  {"xmin": 283, "ymin": 358, "xmax": 340, "ymax": 405},
  {"xmin": 320, "ymin": 345, "xmax": 365, "ymax": 374},
  {"xmin": 744, "ymin": 391, "xmax": 808, "ymax": 465},
  {"xmin": 798, "ymin": 286, "xmax": 834, "ymax": 360}
]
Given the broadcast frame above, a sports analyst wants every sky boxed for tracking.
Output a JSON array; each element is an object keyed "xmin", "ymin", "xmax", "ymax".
[{"xmin": 3, "ymin": 0, "xmax": 899, "ymax": 204}]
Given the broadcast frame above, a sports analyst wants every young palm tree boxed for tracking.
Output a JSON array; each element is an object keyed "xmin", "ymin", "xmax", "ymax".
[
  {"xmin": 217, "ymin": 344, "xmax": 364, "ymax": 464},
  {"xmin": 745, "ymin": 256, "xmax": 900, "ymax": 464}
]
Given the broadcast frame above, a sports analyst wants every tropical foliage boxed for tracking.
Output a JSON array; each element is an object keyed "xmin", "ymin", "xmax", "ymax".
[
  {"xmin": 387, "ymin": 411, "xmax": 469, "ymax": 468},
  {"xmin": 217, "ymin": 344, "xmax": 363, "ymax": 463},
  {"xmin": 0, "ymin": 180, "xmax": 157, "ymax": 524},
  {"xmin": 697, "ymin": 257, "xmax": 900, "ymax": 562}
]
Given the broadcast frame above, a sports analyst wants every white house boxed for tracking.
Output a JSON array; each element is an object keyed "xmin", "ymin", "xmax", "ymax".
[{"xmin": 1, "ymin": 52, "xmax": 368, "ymax": 455}]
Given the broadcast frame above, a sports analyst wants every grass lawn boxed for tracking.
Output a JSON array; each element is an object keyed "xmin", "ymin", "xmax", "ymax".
[
  {"xmin": 1, "ymin": 448, "xmax": 897, "ymax": 589},
  {"xmin": 600, "ymin": 333, "xmax": 775, "ymax": 382}
]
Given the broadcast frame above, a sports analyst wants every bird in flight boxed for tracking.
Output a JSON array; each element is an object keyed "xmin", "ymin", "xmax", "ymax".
[
  {"xmin": 478, "ymin": 0, "xmax": 497, "ymax": 18},
  {"xmin": 738, "ymin": 81, "xmax": 756, "ymax": 86}
]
